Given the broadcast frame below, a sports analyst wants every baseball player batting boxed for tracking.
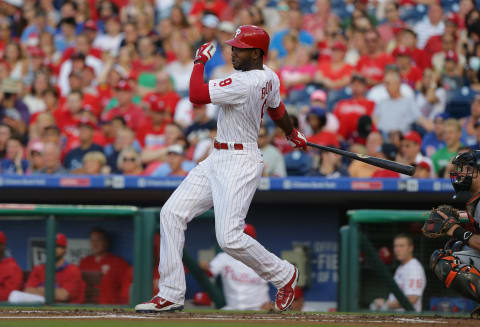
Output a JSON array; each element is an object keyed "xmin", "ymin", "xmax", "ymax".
[{"xmin": 135, "ymin": 25, "xmax": 305, "ymax": 313}]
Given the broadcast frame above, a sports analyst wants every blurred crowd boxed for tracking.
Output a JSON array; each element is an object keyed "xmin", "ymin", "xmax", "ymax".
[{"xmin": 0, "ymin": 0, "xmax": 479, "ymax": 178}]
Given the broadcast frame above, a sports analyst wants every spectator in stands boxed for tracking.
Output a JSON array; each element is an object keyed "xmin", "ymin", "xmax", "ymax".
[
  {"xmin": 150, "ymin": 144, "xmax": 194, "ymax": 177},
  {"xmin": 0, "ymin": 78, "xmax": 29, "ymax": 138},
  {"xmin": 377, "ymin": 2, "xmax": 406, "ymax": 44},
  {"xmin": 355, "ymin": 29, "xmax": 394, "ymax": 86},
  {"xmin": 103, "ymin": 80, "xmax": 146, "ymax": 132},
  {"xmin": 421, "ymin": 113, "xmax": 447, "ymax": 157},
  {"xmin": 0, "ymin": 124, "xmax": 12, "ymax": 160},
  {"xmin": 165, "ymin": 40, "xmax": 194, "ymax": 97},
  {"xmin": 314, "ymin": 41, "xmax": 353, "ymax": 91},
  {"xmin": 399, "ymin": 131, "xmax": 433, "ymax": 174},
  {"xmin": 55, "ymin": 17, "xmax": 77, "ymax": 53},
  {"xmin": 392, "ymin": 46, "xmax": 422, "ymax": 89},
  {"xmin": 308, "ymin": 144, "xmax": 349, "ymax": 178},
  {"xmin": 270, "ymin": 9, "xmax": 314, "ymax": 59},
  {"xmin": 306, "ymin": 107, "xmax": 339, "ymax": 147},
  {"xmin": 185, "ymin": 104, "xmax": 216, "ymax": 153},
  {"xmin": 36, "ymin": 142, "xmax": 67, "ymax": 174},
  {"xmin": 460, "ymin": 94, "xmax": 480, "ymax": 147},
  {"xmin": 397, "ymin": 28, "xmax": 431, "ymax": 73},
  {"xmin": 333, "ymin": 74, "xmax": 375, "ymax": 142},
  {"xmin": 64, "ymin": 118, "xmax": 104, "ymax": 171},
  {"xmin": 258, "ymin": 126, "xmax": 286, "ymax": 177},
  {"xmin": 372, "ymin": 143, "xmax": 401, "ymax": 178},
  {"xmin": 149, "ymin": 70, "xmax": 181, "ymax": 118},
  {"xmin": 302, "ymin": 0, "xmax": 338, "ymax": 43},
  {"xmin": 105, "ymin": 127, "xmax": 140, "ymax": 173},
  {"xmin": 137, "ymin": 95, "xmax": 170, "ymax": 148},
  {"xmin": 472, "ymin": 120, "xmax": 480, "ymax": 151},
  {"xmin": 11, "ymin": 233, "xmax": 86, "ymax": 304},
  {"xmin": 0, "ymin": 231, "xmax": 22, "ymax": 301},
  {"xmin": 415, "ymin": 68, "xmax": 447, "ymax": 121},
  {"xmin": 211, "ymin": 44, "xmax": 234, "ymax": 80},
  {"xmin": 26, "ymin": 141, "xmax": 45, "ymax": 174},
  {"xmin": 280, "ymin": 45, "xmax": 315, "ymax": 105},
  {"xmin": 431, "ymin": 118, "xmax": 463, "ymax": 176},
  {"xmin": 349, "ymin": 131, "xmax": 383, "ymax": 178},
  {"xmin": 53, "ymin": 91, "xmax": 84, "ymax": 134},
  {"xmin": 141, "ymin": 122, "xmax": 184, "ymax": 169},
  {"xmin": 1, "ymin": 136, "xmax": 28, "ymax": 175},
  {"xmin": 440, "ymin": 51, "xmax": 464, "ymax": 92},
  {"xmin": 79, "ymin": 228, "xmax": 130, "ymax": 304},
  {"xmin": 413, "ymin": 2, "xmax": 445, "ymax": 49},
  {"xmin": 432, "ymin": 33, "xmax": 466, "ymax": 74},
  {"xmin": 413, "ymin": 161, "xmax": 432, "ymax": 179},
  {"xmin": 117, "ymin": 147, "xmax": 144, "ymax": 176},
  {"xmin": 93, "ymin": 16, "xmax": 122, "ymax": 56},
  {"xmin": 72, "ymin": 151, "xmax": 108, "ymax": 175},
  {"xmin": 373, "ymin": 69, "xmax": 429, "ymax": 135},
  {"xmin": 23, "ymin": 70, "xmax": 49, "ymax": 115},
  {"xmin": 372, "ymin": 234, "xmax": 426, "ymax": 312}
]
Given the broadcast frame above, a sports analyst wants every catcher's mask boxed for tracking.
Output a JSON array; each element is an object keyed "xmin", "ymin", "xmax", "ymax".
[{"xmin": 450, "ymin": 150, "xmax": 480, "ymax": 194}]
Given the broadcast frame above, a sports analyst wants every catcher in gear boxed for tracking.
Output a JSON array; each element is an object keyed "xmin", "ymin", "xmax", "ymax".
[{"xmin": 422, "ymin": 150, "xmax": 480, "ymax": 318}]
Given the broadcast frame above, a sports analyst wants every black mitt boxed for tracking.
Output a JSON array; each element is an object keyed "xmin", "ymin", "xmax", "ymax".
[{"xmin": 422, "ymin": 205, "xmax": 460, "ymax": 238}]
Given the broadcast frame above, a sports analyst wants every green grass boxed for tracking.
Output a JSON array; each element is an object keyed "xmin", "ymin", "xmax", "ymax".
[{"xmin": 0, "ymin": 322, "xmax": 357, "ymax": 327}]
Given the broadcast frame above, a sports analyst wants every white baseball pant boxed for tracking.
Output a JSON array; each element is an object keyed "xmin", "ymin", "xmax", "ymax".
[{"xmin": 157, "ymin": 144, "xmax": 295, "ymax": 304}]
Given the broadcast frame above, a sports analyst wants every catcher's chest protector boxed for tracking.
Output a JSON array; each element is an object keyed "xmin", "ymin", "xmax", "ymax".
[{"xmin": 431, "ymin": 249, "xmax": 480, "ymax": 302}]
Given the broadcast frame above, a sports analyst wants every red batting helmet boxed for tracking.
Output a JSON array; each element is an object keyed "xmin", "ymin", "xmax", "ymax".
[{"xmin": 225, "ymin": 25, "xmax": 270, "ymax": 57}]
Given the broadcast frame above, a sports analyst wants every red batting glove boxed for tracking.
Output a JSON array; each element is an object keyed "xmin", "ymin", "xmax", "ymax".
[
  {"xmin": 287, "ymin": 128, "xmax": 307, "ymax": 151},
  {"xmin": 194, "ymin": 42, "xmax": 216, "ymax": 65}
]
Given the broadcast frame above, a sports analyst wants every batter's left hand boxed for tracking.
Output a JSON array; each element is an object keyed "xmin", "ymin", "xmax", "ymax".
[
  {"xmin": 287, "ymin": 128, "xmax": 307, "ymax": 151},
  {"xmin": 194, "ymin": 42, "xmax": 216, "ymax": 65}
]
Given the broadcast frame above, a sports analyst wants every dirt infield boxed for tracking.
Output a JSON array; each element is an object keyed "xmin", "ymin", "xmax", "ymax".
[{"xmin": 0, "ymin": 308, "xmax": 478, "ymax": 327}]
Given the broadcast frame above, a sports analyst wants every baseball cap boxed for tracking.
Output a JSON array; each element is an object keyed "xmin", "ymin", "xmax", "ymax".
[
  {"xmin": 416, "ymin": 160, "xmax": 431, "ymax": 172},
  {"xmin": 310, "ymin": 90, "xmax": 327, "ymax": 102},
  {"xmin": 167, "ymin": 144, "xmax": 184, "ymax": 155},
  {"xmin": 0, "ymin": 231, "xmax": 6, "ymax": 244},
  {"xmin": 77, "ymin": 117, "xmax": 96, "ymax": 129},
  {"xmin": 28, "ymin": 47, "xmax": 45, "ymax": 58},
  {"xmin": 403, "ymin": 131, "xmax": 422, "ymax": 144},
  {"xmin": 28, "ymin": 140, "xmax": 44, "ymax": 154},
  {"xmin": 218, "ymin": 21, "xmax": 235, "ymax": 34},
  {"xmin": 392, "ymin": 46, "xmax": 411, "ymax": 58},
  {"xmin": 56, "ymin": 233, "xmax": 67, "ymax": 247},
  {"xmin": 244, "ymin": 224, "xmax": 257, "ymax": 239},
  {"xmin": 445, "ymin": 50, "xmax": 458, "ymax": 63},
  {"xmin": 84, "ymin": 20, "xmax": 98, "ymax": 31},
  {"xmin": 308, "ymin": 106, "xmax": 327, "ymax": 117},
  {"xmin": 381, "ymin": 143, "xmax": 398, "ymax": 161},
  {"xmin": 445, "ymin": 12, "xmax": 460, "ymax": 26},
  {"xmin": 351, "ymin": 74, "xmax": 367, "ymax": 84},
  {"xmin": 115, "ymin": 79, "xmax": 133, "ymax": 92},
  {"xmin": 331, "ymin": 41, "xmax": 347, "ymax": 52},
  {"xmin": 202, "ymin": 14, "xmax": 219, "ymax": 28},
  {"xmin": 193, "ymin": 292, "xmax": 212, "ymax": 306},
  {"xmin": 71, "ymin": 52, "xmax": 86, "ymax": 61}
]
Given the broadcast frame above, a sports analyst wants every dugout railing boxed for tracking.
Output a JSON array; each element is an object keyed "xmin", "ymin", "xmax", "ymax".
[
  {"xmin": 339, "ymin": 210, "xmax": 469, "ymax": 313},
  {"xmin": 0, "ymin": 204, "xmax": 225, "ymax": 308}
]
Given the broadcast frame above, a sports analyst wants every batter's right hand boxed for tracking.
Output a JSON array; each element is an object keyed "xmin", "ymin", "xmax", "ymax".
[
  {"xmin": 287, "ymin": 128, "xmax": 307, "ymax": 151},
  {"xmin": 194, "ymin": 42, "xmax": 216, "ymax": 65}
]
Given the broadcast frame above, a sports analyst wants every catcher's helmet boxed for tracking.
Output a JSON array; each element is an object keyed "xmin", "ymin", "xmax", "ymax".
[
  {"xmin": 225, "ymin": 25, "xmax": 270, "ymax": 57},
  {"xmin": 450, "ymin": 150, "xmax": 480, "ymax": 194}
]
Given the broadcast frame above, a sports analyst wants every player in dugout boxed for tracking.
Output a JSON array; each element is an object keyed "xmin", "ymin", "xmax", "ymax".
[
  {"xmin": 0, "ymin": 231, "xmax": 23, "ymax": 301},
  {"xmin": 422, "ymin": 149, "xmax": 480, "ymax": 318},
  {"xmin": 9, "ymin": 233, "xmax": 85, "ymax": 304}
]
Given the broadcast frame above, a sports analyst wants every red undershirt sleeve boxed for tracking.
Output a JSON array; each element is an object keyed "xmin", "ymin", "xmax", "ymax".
[
  {"xmin": 189, "ymin": 63, "xmax": 211, "ymax": 105},
  {"xmin": 267, "ymin": 101, "xmax": 286, "ymax": 120}
]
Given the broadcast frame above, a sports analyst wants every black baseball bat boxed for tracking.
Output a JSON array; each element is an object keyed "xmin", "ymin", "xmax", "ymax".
[{"xmin": 306, "ymin": 142, "xmax": 416, "ymax": 176}]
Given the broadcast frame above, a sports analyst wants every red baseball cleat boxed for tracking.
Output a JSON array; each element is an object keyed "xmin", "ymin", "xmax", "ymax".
[
  {"xmin": 275, "ymin": 266, "xmax": 299, "ymax": 311},
  {"xmin": 135, "ymin": 296, "xmax": 183, "ymax": 313}
]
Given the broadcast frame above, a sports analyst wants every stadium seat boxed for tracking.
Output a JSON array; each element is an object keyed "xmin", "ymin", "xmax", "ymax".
[
  {"xmin": 445, "ymin": 87, "xmax": 477, "ymax": 119},
  {"xmin": 284, "ymin": 150, "xmax": 313, "ymax": 176}
]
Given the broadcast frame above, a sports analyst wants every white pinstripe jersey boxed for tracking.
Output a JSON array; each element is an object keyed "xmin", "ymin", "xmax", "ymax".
[{"xmin": 208, "ymin": 65, "xmax": 281, "ymax": 143}]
